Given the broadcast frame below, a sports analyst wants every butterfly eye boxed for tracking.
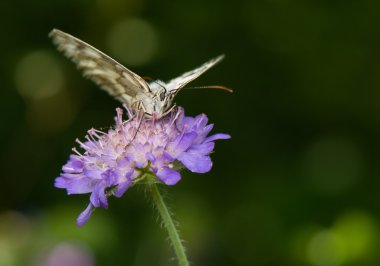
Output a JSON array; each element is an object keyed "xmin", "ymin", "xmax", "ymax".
[{"xmin": 159, "ymin": 92, "xmax": 166, "ymax": 101}]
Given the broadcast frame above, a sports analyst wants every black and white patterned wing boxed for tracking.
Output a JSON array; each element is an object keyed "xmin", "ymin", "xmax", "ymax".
[
  {"xmin": 165, "ymin": 55, "xmax": 224, "ymax": 92},
  {"xmin": 49, "ymin": 29, "xmax": 151, "ymax": 106}
]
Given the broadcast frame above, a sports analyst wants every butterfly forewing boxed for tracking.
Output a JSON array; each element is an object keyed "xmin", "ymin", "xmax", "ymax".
[
  {"xmin": 49, "ymin": 29, "xmax": 151, "ymax": 106},
  {"xmin": 165, "ymin": 54, "xmax": 225, "ymax": 92}
]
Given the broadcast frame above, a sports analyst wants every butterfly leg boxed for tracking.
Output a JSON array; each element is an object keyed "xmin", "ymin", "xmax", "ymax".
[
  {"xmin": 129, "ymin": 101, "xmax": 146, "ymax": 142},
  {"xmin": 162, "ymin": 104, "xmax": 177, "ymax": 117}
]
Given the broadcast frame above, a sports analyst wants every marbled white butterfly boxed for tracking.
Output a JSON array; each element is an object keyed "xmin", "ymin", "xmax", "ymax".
[{"xmin": 49, "ymin": 29, "xmax": 227, "ymax": 118}]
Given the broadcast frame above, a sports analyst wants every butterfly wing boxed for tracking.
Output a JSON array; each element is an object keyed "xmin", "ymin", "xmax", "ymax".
[
  {"xmin": 49, "ymin": 29, "xmax": 151, "ymax": 106},
  {"xmin": 165, "ymin": 55, "xmax": 224, "ymax": 92}
]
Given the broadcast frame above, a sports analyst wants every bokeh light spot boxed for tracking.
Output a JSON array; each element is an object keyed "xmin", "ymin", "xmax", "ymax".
[
  {"xmin": 14, "ymin": 50, "xmax": 64, "ymax": 100},
  {"xmin": 48, "ymin": 204, "xmax": 118, "ymax": 252},
  {"xmin": 95, "ymin": 0, "xmax": 144, "ymax": 18},
  {"xmin": 332, "ymin": 210, "xmax": 378, "ymax": 261},
  {"xmin": 26, "ymin": 90, "xmax": 77, "ymax": 135},
  {"xmin": 307, "ymin": 230, "xmax": 345, "ymax": 266},
  {"xmin": 41, "ymin": 242, "xmax": 95, "ymax": 266},
  {"xmin": 0, "ymin": 241, "xmax": 14, "ymax": 266},
  {"xmin": 0, "ymin": 211, "xmax": 32, "ymax": 266},
  {"xmin": 106, "ymin": 17, "xmax": 158, "ymax": 66}
]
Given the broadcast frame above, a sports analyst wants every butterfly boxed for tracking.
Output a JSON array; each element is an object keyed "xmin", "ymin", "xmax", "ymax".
[{"xmin": 49, "ymin": 29, "xmax": 228, "ymax": 118}]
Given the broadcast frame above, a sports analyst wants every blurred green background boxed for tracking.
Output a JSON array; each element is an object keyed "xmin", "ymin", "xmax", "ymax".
[{"xmin": 1, "ymin": 0, "xmax": 380, "ymax": 265}]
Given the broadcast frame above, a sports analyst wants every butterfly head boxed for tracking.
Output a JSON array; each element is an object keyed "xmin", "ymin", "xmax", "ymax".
[{"xmin": 146, "ymin": 81, "xmax": 178, "ymax": 118}]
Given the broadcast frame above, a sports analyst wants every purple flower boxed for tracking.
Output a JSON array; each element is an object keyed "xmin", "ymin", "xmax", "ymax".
[{"xmin": 55, "ymin": 107, "xmax": 230, "ymax": 226}]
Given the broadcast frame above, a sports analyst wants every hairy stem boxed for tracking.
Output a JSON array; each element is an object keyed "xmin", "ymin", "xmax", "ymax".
[{"xmin": 149, "ymin": 183, "xmax": 190, "ymax": 266}]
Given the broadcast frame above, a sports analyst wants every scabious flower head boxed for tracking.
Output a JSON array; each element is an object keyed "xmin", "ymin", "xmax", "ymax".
[{"xmin": 55, "ymin": 107, "xmax": 230, "ymax": 226}]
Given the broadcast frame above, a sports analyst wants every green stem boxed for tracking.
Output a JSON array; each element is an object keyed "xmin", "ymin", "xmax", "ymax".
[{"xmin": 149, "ymin": 183, "xmax": 190, "ymax": 266}]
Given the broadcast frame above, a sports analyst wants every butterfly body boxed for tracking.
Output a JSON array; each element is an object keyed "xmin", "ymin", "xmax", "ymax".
[{"xmin": 49, "ymin": 29, "xmax": 224, "ymax": 118}]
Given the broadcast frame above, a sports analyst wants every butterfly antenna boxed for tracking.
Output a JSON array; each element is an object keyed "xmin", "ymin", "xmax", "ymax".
[{"xmin": 185, "ymin": 85, "xmax": 233, "ymax": 93}]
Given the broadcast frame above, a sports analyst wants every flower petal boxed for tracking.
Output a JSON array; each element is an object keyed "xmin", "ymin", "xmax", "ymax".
[
  {"xmin": 114, "ymin": 180, "xmax": 132, "ymax": 197},
  {"xmin": 194, "ymin": 124, "xmax": 214, "ymax": 143},
  {"xmin": 116, "ymin": 156, "xmax": 130, "ymax": 168},
  {"xmin": 177, "ymin": 152, "xmax": 212, "ymax": 173},
  {"xmin": 90, "ymin": 182, "xmax": 108, "ymax": 208},
  {"xmin": 66, "ymin": 180, "xmax": 93, "ymax": 194},
  {"xmin": 54, "ymin": 176, "xmax": 68, "ymax": 189},
  {"xmin": 145, "ymin": 152, "xmax": 155, "ymax": 162},
  {"xmin": 177, "ymin": 117, "xmax": 195, "ymax": 131},
  {"xmin": 55, "ymin": 176, "xmax": 93, "ymax": 194},
  {"xmin": 194, "ymin": 114, "xmax": 209, "ymax": 128},
  {"xmin": 187, "ymin": 142, "xmax": 215, "ymax": 156},
  {"xmin": 62, "ymin": 156, "xmax": 84, "ymax": 173},
  {"xmin": 205, "ymin": 133, "xmax": 231, "ymax": 143},
  {"xmin": 102, "ymin": 169, "xmax": 120, "ymax": 186},
  {"xmin": 83, "ymin": 168, "xmax": 103, "ymax": 179},
  {"xmin": 77, "ymin": 203, "xmax": 94, "ymax": 227},
  {"xmin": 114, "ymin": 170, "xmax": 133, "ymax": 197},
  {"xmin": 157, "ymin": 168, "xmax": 181, "ymax": 185},
  {"xmin": 167, "ymin": 132, "xmax": 197, "ymax": 157}
]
